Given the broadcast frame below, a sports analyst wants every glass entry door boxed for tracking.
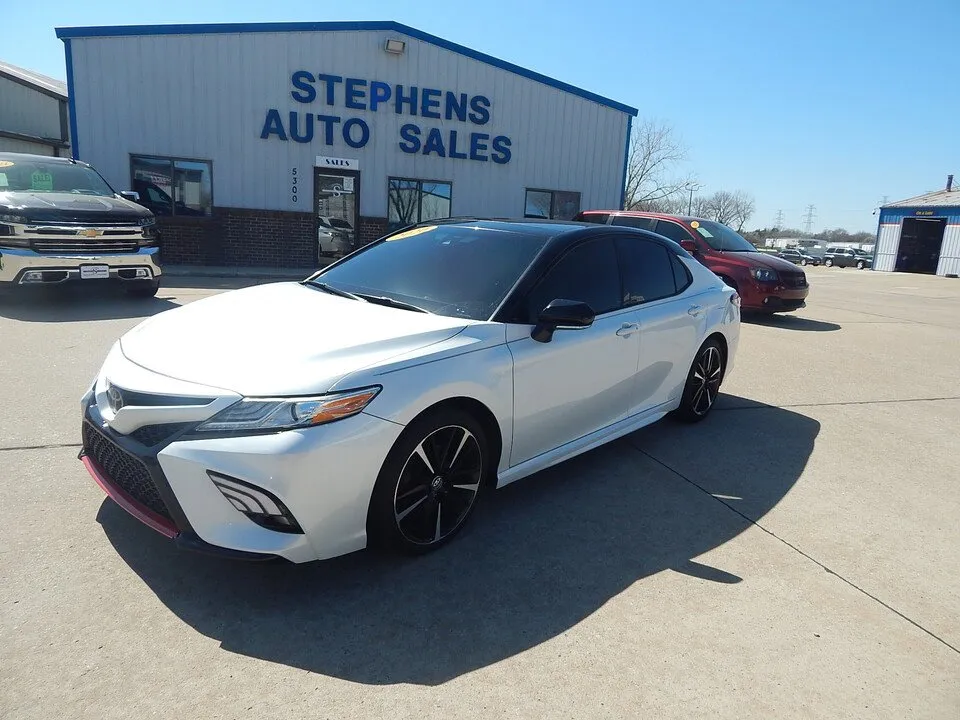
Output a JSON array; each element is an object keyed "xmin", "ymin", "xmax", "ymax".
[{"xmin": 314, "ymin": 169, "xmax": 360, "ymax": 261}]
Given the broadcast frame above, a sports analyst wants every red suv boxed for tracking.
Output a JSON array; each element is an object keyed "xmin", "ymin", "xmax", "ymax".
[{"xmin": 574, "ymin": 211, "xmax": 808, "ymax": 313}]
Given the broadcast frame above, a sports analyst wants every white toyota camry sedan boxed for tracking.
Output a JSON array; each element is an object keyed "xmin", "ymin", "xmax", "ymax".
[{"xmin": 80, "ymin": 219, "xmax": 740, "ymax": 562}]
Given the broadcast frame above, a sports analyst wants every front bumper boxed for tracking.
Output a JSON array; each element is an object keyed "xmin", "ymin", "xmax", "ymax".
[
  {"xmin": 0, "ymin": 246, "xmax": 162, "ymax": 285},
  {"xmin": 79, "ymin": 359, "xmax": 403, "ymax": 563},
  {"xmin": 740, "ymin": 283, "xmax": 809, "ymax": 312}
]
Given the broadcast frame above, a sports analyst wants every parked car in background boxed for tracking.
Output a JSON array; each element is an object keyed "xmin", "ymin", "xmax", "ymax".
[
  {"xmin": 317, "ymin": 216, "xmax": 357, "ymax": 258},
  {"xmin": 0, "ymin": 152, "xmax": 162, "ymax": 298},
  {"xmin": 776, "ymin": 248, "xmax": 820, "ymax": 266},
  {"xmin": 823, "ymin": 246, "xmax": 873, "ymax": 269},
  {"xmin": 574, "ymin": 210, "xmax": 808, "ymax": 313},
  {"xmin": 79, "ymin": 219, "xmax": 739, "ymax": 562}
]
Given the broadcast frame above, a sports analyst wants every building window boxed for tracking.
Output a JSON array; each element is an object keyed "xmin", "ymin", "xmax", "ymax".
[
  {"xmin": 524, "ymin": 189, "xmax": 581, "ymax": 220},
  {"xmin": 130, "ymin": 155, "xmax": 213, "ymax": 217},
  {"xmin": 388, "ymin": 178, "xmax": 452, "ymax": 230}
]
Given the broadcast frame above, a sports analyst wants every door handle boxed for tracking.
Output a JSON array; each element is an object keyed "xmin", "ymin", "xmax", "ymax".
[
  {"xmin": 687, "ymin": 305, "xmax": 704, "ymax": 317},
  {"xmin": 615, "ymin": 322, "xmax": 640, "ymax": 337}
]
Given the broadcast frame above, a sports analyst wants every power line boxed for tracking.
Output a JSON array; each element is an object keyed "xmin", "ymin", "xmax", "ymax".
[{"xmin": 802, "ymin": 204, "xmax": 816, "ymax": 234}]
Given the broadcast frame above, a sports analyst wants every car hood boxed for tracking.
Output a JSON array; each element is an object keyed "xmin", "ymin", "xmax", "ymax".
[
  {"xmin": 737, "ymin": 251, "xmax": 804, "ymax": 272},
  {"xmin": 119, "ymin": 282, "xmax": 475, "ymax": 396},
  {"xmin": 0, "ymin": 191, "xmax": 152, "ymax": 223}
]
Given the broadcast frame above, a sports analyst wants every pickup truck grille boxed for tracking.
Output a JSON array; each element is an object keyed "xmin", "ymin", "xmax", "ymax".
[{"xmin": 31, "ymin": 240, "xmax": 139, "ymax": 254}]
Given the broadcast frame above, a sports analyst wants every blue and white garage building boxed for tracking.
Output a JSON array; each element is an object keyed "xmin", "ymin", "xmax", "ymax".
[
  {"xmin": 874, "ymin": 176, "xmax": 960, "ymax": 276},
  {"xmin": 56, "ymin": 21, "xmax": 637, "ymax": 268}
]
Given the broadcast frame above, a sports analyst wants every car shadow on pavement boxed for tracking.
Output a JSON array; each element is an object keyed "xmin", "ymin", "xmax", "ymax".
[
  {"xmin": 98, "ymin": 394, "xmax": 819, "ymax": 686},
  {"xmin": 742, "ymin": 313, "xmax": 841, "ymax": 332},
  {"xmin": 0, "ymin": 285, "xmax": 179, "ymax": 322}
]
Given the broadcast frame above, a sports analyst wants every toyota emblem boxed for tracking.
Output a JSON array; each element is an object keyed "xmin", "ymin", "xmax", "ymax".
[{"xmin": 107, "ymin": 384, "xmax": 124, "ymax": 412}]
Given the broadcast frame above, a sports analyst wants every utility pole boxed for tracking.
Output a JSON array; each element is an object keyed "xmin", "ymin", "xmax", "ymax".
[
  {"xmin": 774, "ymin": 209, "xmax": 785, "ymax": 230},
  {"xmin": 802, "ymin": 205, "xmax": 816, "ymax": 234}
]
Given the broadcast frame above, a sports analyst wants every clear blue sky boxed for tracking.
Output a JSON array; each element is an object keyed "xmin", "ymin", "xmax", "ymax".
[{"xmin": 7, "ymin": 0, "xmax": 958, "ymax": 232}]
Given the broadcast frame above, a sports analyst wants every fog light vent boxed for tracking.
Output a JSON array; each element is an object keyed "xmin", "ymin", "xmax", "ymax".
[{"xmin": 208, "ymin": 471, "xmax": 303, "ymax": 534}]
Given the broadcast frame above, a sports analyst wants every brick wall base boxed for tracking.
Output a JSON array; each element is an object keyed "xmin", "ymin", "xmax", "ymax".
[{"xmin": 157, "ymin": 207, "xmax": 390, "ymax": 268}]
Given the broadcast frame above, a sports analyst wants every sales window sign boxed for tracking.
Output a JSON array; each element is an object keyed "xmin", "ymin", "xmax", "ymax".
[
  {"xmin": 316, "ymin": 156, "xmax": 360, "ymax": 170},
  {"xmin": 262, "ymin": 71, "xmax": 512, "ymax": 164}
]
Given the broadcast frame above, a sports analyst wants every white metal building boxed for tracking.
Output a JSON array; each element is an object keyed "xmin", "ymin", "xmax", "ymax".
[
  {"xmin": 56, "ymin": 21, "xmax": 637, "ymax": 268},
  {"xmin": 0, "ymin": 61, "xmax": 70, "ymax": 157},
  {"xmin": 874, "ymin": 176, "xmax": 960, "ymax": 276}
]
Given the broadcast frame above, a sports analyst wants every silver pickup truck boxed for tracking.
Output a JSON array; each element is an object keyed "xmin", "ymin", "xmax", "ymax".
[{"xmin": 0, "ymin": 152, "xmax": 162, "ymax": 298}]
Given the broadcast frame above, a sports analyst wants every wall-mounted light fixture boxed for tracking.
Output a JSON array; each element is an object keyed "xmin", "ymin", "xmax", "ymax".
[{"xmin": 384, "ymin": 38, "xmax": 406, "ymax": 55}]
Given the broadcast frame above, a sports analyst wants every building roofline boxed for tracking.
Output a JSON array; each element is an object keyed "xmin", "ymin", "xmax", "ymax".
[
  {"xmin": 0, "ymin": 63, "xmax": 68, "ymax": 100},
  {"xmin": 54, "ymin": 20, "xmax": 639, "ymax": 116}
]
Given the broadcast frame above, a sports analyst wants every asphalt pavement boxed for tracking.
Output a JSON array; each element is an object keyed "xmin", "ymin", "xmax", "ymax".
[{"xmin": 1, "ymin": 268, "xmax": 958, "ymax": 719}]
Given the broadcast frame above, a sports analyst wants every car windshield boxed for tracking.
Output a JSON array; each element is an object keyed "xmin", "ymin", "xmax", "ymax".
[
  {"xmin": 309, "ymin": 223, "xmax": 552, "ymax": 320},
  {"xmin": 692, "ymin": 220, "xmax": 757, "ymax": 252},
  {"xmin": 0, "ymin": 157, "xmax": 115, "ymax": 196}
]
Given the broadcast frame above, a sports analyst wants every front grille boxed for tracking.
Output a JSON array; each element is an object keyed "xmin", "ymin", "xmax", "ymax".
[
  {"xmin": 31, "ymin": 240, "xmax": 139, "ymax": 254},
  {"xmin": 782, "ymin": 272, "xmax": 808, "ymax": 288},
  {"xmin": 129, "ymin": 423, "xmax": 191, "ymax": 447},
  {"xmin": 82, "ymin": 422, "xmax": 171, "ymax": 520}
]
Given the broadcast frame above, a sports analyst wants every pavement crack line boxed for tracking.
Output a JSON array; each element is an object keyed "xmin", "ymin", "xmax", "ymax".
[
  {"xmin": 0, "ymin": 442, "xmax": 82, "ymax": 453},
  {"xmin": 715, "ymin": 396, "xmax": 960, "ymax": 412},
  {"xmin": 629, "ymin": 441, "xmax": 960, "ymax": 657}
]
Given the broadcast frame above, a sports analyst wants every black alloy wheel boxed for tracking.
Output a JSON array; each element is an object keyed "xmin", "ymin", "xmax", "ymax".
[
  {"xmin": 673, "ymin": 339, "xmax": 726, "ymax": 423},
  {"xmin": 369, "ymin": 409, "xmax": 487, "ymax": 554}
]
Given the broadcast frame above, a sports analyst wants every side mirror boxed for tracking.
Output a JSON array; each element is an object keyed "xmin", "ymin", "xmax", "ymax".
[
  {"xmin": 119, "ymin": 190, "xmax": 141, "ymax": 203},
  {"xmin": 531, "ymin": 299, "xmax": 595, "ymax": 343},
  {"xmin": 679, "ymin": 239, "xmax": 698, "ymax": 253}
]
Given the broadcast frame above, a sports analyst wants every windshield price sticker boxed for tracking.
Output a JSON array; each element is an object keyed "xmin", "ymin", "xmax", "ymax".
[{"xmin": 31, "ymin": 171, "xmax": 54, "ymax": 191}]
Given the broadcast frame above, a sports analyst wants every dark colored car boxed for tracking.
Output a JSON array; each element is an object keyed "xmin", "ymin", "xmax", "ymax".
[
  {"xmin": 0, "ymin": 152, "xmax": 162, "ymax": 297},
  {"xmin": 823, "ymin": 246, "xmax": 873, "ymax": 269},
  {"xmin": 574, "ymin": 211, "xmax": 808, "ymax": 313},
  {"xmin": 776, "ymin": 248, "xmax": 820, "ymax": 266}
]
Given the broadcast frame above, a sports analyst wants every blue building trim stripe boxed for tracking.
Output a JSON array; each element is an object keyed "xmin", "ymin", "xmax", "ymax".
[
  {"xmin": 620, "ymin": 115, "xmax": 633, "ymax": 209},
  {"xmin": 63, "ymin": 39, "xmax": 79, "ymax": 160},
  {"xmin": 55, "ymin": 21, "xmax": 639, "ymax": 117}
]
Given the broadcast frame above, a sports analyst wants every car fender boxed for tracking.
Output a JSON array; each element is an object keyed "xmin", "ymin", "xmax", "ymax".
[{"xmin": 331, "ymin": 324, "xmax": 515, "ymax": 475}]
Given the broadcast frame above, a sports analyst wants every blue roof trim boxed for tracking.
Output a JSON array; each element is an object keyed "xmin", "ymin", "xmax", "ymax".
[
  {"xmin": 63, "ymin": 39, "xmax": 79, "ymax": 160},
  {"xmin": 55, "ymin": 21, "xmax": 639, "ymax": 116}
]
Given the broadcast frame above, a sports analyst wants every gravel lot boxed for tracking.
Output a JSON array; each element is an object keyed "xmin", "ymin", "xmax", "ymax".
[{"xmin": 1, "ymin": 268, "xmax": 958, "ymax": 719}]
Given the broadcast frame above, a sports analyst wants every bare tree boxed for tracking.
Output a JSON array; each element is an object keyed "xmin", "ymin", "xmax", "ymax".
[
  {"xmin": 695, "ymin": 190, "xmax": 755, "ymax": 230},
  {"xmin": 622, "ymin": 119, "xmax": 694, "ymax": 210}
]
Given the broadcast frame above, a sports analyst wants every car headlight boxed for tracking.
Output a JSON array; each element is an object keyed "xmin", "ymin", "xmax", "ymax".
[
  {"xmin": 749, "ymin": 267, "xmax": 778, "ymax": 282},
  {"xmin": 193, "ymin": 386, "xmax": 381, "ymax": 433},
  {"xmin": 137, "ymin": 217, "xmax": 157, "ymax": 227}
]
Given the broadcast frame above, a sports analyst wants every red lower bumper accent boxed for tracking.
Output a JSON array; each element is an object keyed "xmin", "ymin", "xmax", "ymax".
[{"xmin": 81, "ymin": 455, "xmax": 179, "ymax": 539}]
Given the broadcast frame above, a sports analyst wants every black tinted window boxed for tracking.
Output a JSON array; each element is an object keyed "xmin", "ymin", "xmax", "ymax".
[
  {"xmin": 654, "ymin": 220, "xmax": 694, "ymax": 244},
  {"xmin": 316, "ymin": 223, "xmax": 550, "ymax": 320},
  {"xmin": 578, "ymin": 213, "xmax": 610, "ymax": 224},
  {"xmin": 616, "ymin": 238, "xmax": 678, "ymax": 305},
  {"xmin": 612, "ymin": 215, "xmax": 656, "ymax": 230},
  {"xmin": 671, "ymin": 253, "xmax": 692, "ymax": 292},
  {"xmin": 524, "ymin": 239, "xmax": 621, "ymax": 322}
]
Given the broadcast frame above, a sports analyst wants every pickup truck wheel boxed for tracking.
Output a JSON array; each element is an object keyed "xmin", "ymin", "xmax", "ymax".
[{"xmin": 125, "ymin": 280, "xmax": 160, "ymax": 298}]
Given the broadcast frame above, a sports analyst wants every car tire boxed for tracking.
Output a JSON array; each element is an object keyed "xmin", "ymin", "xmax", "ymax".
[
  {"xmin": 824, "ymin": 259, "xmax": 833, "ymax": 267},
  {"xmin": 856, "ymin": 260, "xmax": 865, "ymax": 270},
  {"xmin": 800, "ymin": 259, "xmax": 807, "ymax": 266},
  {"xmin": 125, "ymin": 280, "xmax": 160, "ymax": 298},
  {"xmin": 673, "ymin": 338, "xmax": 726, "ymax": 423},
  {"xmin": 367, "ymin": 408, "xmax": 489, "ymax": 555}
]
